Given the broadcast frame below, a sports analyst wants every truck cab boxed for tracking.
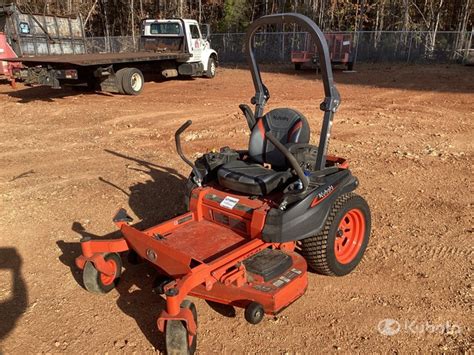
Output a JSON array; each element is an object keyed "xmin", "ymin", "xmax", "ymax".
[{"xmin": 141, "ymin": 19, "xmax": 217, "ymax": 78}]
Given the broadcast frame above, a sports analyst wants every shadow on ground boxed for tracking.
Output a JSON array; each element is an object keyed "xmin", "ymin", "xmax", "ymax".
[
  {"xmin": 56, "ymin": 150, "xmax": 194, "ymax": 351},
  {"xmin": 1, "ymin": 85, "xmax": 115, "ymax": 103},
  {"xmin": 0, "ymin": 248, "xmax": 28, "ymax": 343},
  {"xmin": 1, "ymin": 72, "xmax": 200, "ymax": 103},
  {"xmin": 56, "ymin": 239, "xmax": 167, "ymax": 351}
]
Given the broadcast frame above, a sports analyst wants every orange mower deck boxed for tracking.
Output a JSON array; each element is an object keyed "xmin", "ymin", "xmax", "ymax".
[{"xmin": 75, "ymin": 186, "xmax": 308, "ymax": 338}]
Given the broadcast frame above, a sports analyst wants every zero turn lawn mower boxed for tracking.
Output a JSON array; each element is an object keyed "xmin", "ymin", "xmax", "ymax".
[{"xmin": 75, "ymin": 13, "xmax": 371, "ymax": 354}]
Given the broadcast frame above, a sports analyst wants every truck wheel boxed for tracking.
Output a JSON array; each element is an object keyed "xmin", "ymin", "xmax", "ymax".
[
  {"xmin": 115, "ymin": 68, "xmax": 127, "ymax": 94},
  {"xmin": 294, "ymin": 63, "xmax": 302, "ymax": 70},
  {"xmin": 347, "ymin": 61, "xmax": 354, "ymax": 71},
  {"xmin": 122, "ymin": 68, "xmax": 144, "ymax": 95},
  {"xmin": 205, "ymin": 57, "xmax": 216, "ymax": 78},
  {"xmin": 300, "ymin": 193, "xmax": 371, "ymax": 276}
]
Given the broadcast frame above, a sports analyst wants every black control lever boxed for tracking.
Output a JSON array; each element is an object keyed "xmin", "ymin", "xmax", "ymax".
[
  {"xmin": 175, "ymin": 120, "xmax": 203, "ymax": 186},
  {"xmin": 239, "ymin": 104, "xmax": 256, "ymax": 130},
  {"xmin": 265, "ymin": 132, "xmax": 308, "ymax": 192}
]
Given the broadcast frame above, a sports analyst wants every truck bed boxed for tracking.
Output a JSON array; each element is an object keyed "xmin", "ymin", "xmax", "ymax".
[{"xmin": 9, "ymin": 51, "xmax": 190, "ymax": 66}]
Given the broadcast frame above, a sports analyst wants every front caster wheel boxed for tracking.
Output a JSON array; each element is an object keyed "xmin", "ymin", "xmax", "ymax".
[
  {"xmin": 244, "ymin": 302, "xmax": 264, "ymax": 324},
  {"xmin": 165, "ymin": 300, "xmax": 198, "ymax": 355},
  {"xmin": 83, "ymin": 253, "xmax": 122, "ymax": 294}
]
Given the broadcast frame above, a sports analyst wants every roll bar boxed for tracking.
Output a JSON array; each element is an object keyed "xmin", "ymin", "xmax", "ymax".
[{"xmin": 244, "ymin": 13, "xmax": 341, "ymax": 171}]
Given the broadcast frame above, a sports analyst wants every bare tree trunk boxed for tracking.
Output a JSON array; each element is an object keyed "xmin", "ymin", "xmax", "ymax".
[
  {"xmin": 311, "ymin": 0, "xmax": 318, "ymax": 24},
  {"xmin": 131, "ymin": 0, "xmax": 135, "ymax": 47},
  {"xmin": 403, "ymin": 0, "xmax": 410, "ymax": 31},
  {"xmin": 318, "ymin": 0, "xmax": 324, "ymax": 29},
  {"xmin": 456, "ymin": 0, "xmax": 472, "ymax": 53},
  {"xmin": 84, "ymin": 0, "xmax": 99, "ymax": 26},
  {"xmin": 354, "ymin": 0, "xmax": 360, "ymax": 31},
  {"xmin": 198, "ymin": 0, "xmax": 202, "ymax": 23},
  {"xmin": 102, "ymin": 0, "xmax": 111, "ymax": 51},
  {"xmin": 374, "ymin": 1, "xmax": 386, "ymax": 48},
  {"xmin": 429, "ymin": 0, "xmax": 444, "ymax": 55}
]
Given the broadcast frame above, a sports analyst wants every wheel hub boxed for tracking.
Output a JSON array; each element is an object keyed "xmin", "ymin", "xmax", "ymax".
[
  {"xmin": 131, "ymin": 72, "xmax": 142, "ymax": 91},
  {"xmin": 334, "ymin": 208, "xmax": 365, "ymax": 264}
]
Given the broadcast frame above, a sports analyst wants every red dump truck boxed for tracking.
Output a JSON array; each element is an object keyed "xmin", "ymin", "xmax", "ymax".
[{"xmin": 0, "ymin": 32, "xmax": 20, "ymax": 82}]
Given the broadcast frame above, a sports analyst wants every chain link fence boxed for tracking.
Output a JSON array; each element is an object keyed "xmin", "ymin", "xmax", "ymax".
[
  {"xmin": 211, "ymin": 31, "xmax": 472, "ymax": 64},
  {"xmin": 84, "ymin": 31, "xmax": 473, "ymax": 64}
]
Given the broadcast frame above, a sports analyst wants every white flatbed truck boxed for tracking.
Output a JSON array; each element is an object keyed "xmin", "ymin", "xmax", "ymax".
[{"xmin": 9, "ymin": 18, "xmax": 218, "ymax": 95}]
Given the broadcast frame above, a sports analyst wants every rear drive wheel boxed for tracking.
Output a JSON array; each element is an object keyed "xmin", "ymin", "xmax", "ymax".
[
  {"xmin": 165, "ymin": 300, "xmax": 198, "ymax": 355},
  {"xmin": 205, "ymin": 57, "xmax": 216, "ymax": 78},
  {"xmin": 300, "ymin": 193, "xmax": 371, "ymax": 276},
  {"xmin": 83, "ymin": 253, "xmax": 122, "ymax": 293},
  {"xmin": 121, "ymin": 68, "xmax": 144, "ymax": 95}
]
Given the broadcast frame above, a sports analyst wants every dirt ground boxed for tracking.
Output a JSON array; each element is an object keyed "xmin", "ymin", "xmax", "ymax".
[{"xmin": 0, "ymin": 64, "xmax": 472, "ymax": 353}]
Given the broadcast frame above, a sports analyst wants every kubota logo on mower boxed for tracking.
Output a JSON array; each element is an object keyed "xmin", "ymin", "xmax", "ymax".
[{"xmin": 311, "ymin": 185, "xmax": 335, "ymax": 207}]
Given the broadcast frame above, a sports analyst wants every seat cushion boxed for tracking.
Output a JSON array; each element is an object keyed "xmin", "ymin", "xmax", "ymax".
[
  {"xmin": 217, "ymin": 160, "xmax": 292, "ymax": 196},
  {"xmin": 249, "ymin": 108, "xmax": 310, "ymax": 169}
]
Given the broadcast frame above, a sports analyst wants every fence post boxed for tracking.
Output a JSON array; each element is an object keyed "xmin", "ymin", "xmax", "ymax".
[
  {"xmin": 407, "ymin": 32, "xmax": 412, "ymax": 63},
  {"xmin": 464, "ymin": 29, "xmax": 473, "ymax": 63},
  {"xmin": 281, "ymin": 32, "xmax": 285, "ymax": 62}
]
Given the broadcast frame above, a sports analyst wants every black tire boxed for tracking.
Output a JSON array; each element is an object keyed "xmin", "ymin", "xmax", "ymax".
[
  {"xmin": 83, "ymin": 253, "xmax": 122, "ymax": 293},
  {"xmin": 347, "ymin": 61, "xmax": 354, "ymax": 71},
  {"xmin": 294, "ymin": 63, "xmax": 302, "ymax": 70},
  {"xmin": 244, "ymin": 302, "xmax": 265, "ymax": 325},
  {"xmin": 165, "ymin": 300, "xmax": 197, "ymax": 355},
  {"xmin": 205, "ymin": 56, "xmax": 217, "ymax": 78},
  {"xmin": 121, "ymin": 67, "xmax": 144, "ymax": 95},
  {"xmin": 115, "ymin": 68, "xmax": 127, "ymax": 94},
  {"xmin": 300, "ymin": 193, "xmax": 371, "ymax": 276}
]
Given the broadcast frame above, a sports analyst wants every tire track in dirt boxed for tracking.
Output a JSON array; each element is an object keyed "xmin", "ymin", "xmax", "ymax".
[{"xmin": 364, "ymin": 242, "xmax": 473, "ymax": 263}]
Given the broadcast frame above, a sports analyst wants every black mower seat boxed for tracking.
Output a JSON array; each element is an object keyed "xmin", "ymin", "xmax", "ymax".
[
  {"xmin": 218, "ymin": 108, "xmax": 310, "ymax": 195},
  {"xmin": 218, "ymin": 160, "xmax": 292, "ymax": 195}
]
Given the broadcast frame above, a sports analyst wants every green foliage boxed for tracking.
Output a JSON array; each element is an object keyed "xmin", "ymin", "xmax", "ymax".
[{"xmin": 218, "ymin": 0, "xmax": 250, "ymax": 32}]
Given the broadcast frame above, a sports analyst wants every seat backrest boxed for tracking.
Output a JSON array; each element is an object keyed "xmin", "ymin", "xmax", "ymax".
[{"xmin": 248, "ymin": 108, "xmax": 310, "ymax": 169}]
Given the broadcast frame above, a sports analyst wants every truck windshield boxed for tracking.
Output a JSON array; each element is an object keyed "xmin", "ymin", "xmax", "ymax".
[{"xmin": 150, "ymin": 23, "xmax": 181, "ymax": 35}]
